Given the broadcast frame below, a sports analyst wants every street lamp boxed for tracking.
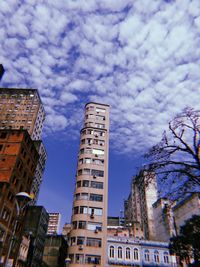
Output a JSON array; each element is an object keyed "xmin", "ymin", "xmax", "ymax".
[
  {"xmin": 4, "ymin": 192, "xmax": 33, "ymax": 267},
  {"xmin": 65, "ymin": 257, "xmax": 71, "ymax": 267}
]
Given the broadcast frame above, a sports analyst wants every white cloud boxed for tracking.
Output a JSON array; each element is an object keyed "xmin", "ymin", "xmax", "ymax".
[
  {"xmin": 46, "ymin": 114, "xmax": 68, "ymax": 132},
  {"xmin": 0, "ymin": 0, "xmax": 200, "ymax": 156}
]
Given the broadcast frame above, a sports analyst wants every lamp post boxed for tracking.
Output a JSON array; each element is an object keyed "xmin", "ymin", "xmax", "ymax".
[
  {"xmin": 4, "ymin": 192, "xmax": 33, "ymax": 267},
  {"xmin": 65, "ymin": 257, "xmax": 71, "ymax": 267}
]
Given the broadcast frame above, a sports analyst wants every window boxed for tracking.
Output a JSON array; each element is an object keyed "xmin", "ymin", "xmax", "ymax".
[
  {"xmin": 81, "ymin": 193, "xmax": 88, "ymax": 200},
  {"xmin": 0, "ymin": 144, "xmax": 3, "ymax": 151},
  {"xmin": 96, "ymin": 115, "xmax": 105, "ymax": 121},
  {"xmin": 0, "ymin": 132, "xmax": 7, "ymax": 139},
  {"xmin": 87, "ymin": 129, "xmax": 94, "ymax": 135},
  {"xmin": 85, "ymin": 255, "xmax": 101, "ymax": 264},
  {"xmin": 80, "ymin": 206, "xmax": 88, "ymax": 214},
  {"xmin": 134, "ymin": 248, "xmax": 139, "ymax": 260},
  {"xmin": 126, "ymin": 247, "xmax": 130, "ymax": 259},
  {"xmin": 144, "ymin": 250, "xmax": 150, "ymax": 262},
  {"xmin": 88, "ymin": 207, "xmax": 102, "ymax": 216},
  {"xmin": 82, "ymin": 180, "xmax": 89, "ymax": 187},
  {"xmin": 75, "ymin": 254, "xmax": 84, "ymax": 263},
  {"xmin": 77, "ymin": 236, "xmax": 85, "ymax": 245},
  {"xmin": 79, "ymin": 158, "xmax": 83, "ymax": 164},
  {"xmin": 80, "ymin": 148, "xmax": 84, "ymax": 154},
  {"xmin": 81, "ymin": 130, "xmax": 87, "ymax": 135},
  {"xmin": 87, "ymin": 222, "xmax": 102, "ymax": 231},
  {"xmin": 78, "ymin": 168, "xmax": 90, "ymax": 176},
  {"xmin": 91, "ymin": 181, "xmax": 103, "ymax": 189},
  {"xmin": 93, "ymin": 130, "xmax": 104, "ymax": 137},
  {"xmin": 86, "ymin": 114, "xmax": 94, "ymax": 120},
  {"xmin": 86, "ymin": 238, "xmax": 101, "ymax": 247},
  {"xmin": 74, "ymin": 207, "xmax": 79, "ymax": 214},
  {"xmin": 91, "ymin": 169, "xmax": 104, "ymax": 177},
  {"xmin": 86, "ymin": 138, "xmax": 92, "ymax": 145},
  {"xmin": 78, "ymin": 169, "xmax": 82, "ymax": 176},
  {"xmin": 95, "ymin": 123, "xmax": 105, "ymax": 129},
  {"xmin": 78, "ymin": 221, "xmax": 86, "ymax": 229},
  {"xmin": 96, "ymin": 107, "xmax": 105, "ymax": 113},
  {"xmin": 83, "ymin": 168, "xmax": 90, "ymax": 175},
  {"xmin": 85, "ymin": 148, "xmax": 92, "ymax": 154},
  {"xmin": 118, "ymin": 247, "xmax": 122, "ymax": 259},
  {"xmin": 92, "ymin": 148, "xmax": 104, "ymax": 155},
  {"xmin": 75, "ymin": 193, "xmax": 80, "ymax": 200},
  {"xmin": 86, "ymin": 105, "xmax": 94, "ymax": 111},
  {"xmin": 77, "ymin": 181, "xmax": 81, "ymax": 188},
  {"xmin": 90, "ymin": 194, "xmax": 103, "ymax": 202},
  {"xmin": 163, "ymin": 252, "xmax": 169, "ymax": 263},
  {"xmin": 92, "ymin": 159, "xmax": 104, "ymax": 165},
  {"xmin": 71, "ymin": 237, "xmax": 76, "ymax": 245},
  {"xmin": 81, "ymin": 139, "xmax": 85, "ymax": 145},
  {"xmin": 154, "ymin": 251, "xmax": 159, "ymax": 263},
  {"xmin": 85, "ymin": 158, "xmax": 91, "ymax": 164},
  {"xmin": 110, "ymin": 246, "xmax": 114, "ymax": 258}
]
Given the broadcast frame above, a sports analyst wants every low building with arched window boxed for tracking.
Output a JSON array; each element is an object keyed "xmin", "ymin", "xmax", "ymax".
[{"xmin": 107, "ymin": 236, "xmax": 177, "ymax": 267}]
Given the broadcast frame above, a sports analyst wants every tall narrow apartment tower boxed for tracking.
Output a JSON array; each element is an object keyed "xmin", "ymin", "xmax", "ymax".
[{"xmin": 68, "ymin": 102, "xmax": 109, "ymax": 267}]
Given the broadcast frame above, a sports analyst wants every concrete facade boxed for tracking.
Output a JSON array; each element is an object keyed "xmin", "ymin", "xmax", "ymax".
[
  {"xmin": 173, "ymin": 193, "xmax": 200, "ymax": 234},
  {"xmin": 43, "ymin": 235, "xmax": 68, "ymax": 267},
  {"xmin": 68, "ymin": 102, "xmax": 110, "ymax": 267},
  {"xmin": 124, "ymin": 170, "xmax": 158, "ymax": 240},
  {"xmin": 153, "ymin": 198, "xmax": 176, "ymax": 242}
]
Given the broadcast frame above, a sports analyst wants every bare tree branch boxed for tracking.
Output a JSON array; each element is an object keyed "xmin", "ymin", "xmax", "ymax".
[{"xmin": 146, "ymin": 107, "xmax": 200, "ymax": 197}]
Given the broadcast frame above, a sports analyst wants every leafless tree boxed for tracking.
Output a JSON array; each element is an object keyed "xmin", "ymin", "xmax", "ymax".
[{"xmin": 146, "ymin": 107, "xmax": 200, "ymax": 197}]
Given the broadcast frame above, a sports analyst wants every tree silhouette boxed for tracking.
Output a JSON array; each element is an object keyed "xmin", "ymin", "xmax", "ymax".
[
  {"xmin": 169, "ymin": 215, "xmax": 200, "ymax": 266},
  {"xmin": 146, "ymin": 107, "xmax": 200, "ymax": 196}
]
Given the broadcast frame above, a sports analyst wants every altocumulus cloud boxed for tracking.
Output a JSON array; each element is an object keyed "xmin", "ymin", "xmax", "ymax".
[{"xmin": 0, "ymin": 0, "xmax": 200, "ymax": 154}]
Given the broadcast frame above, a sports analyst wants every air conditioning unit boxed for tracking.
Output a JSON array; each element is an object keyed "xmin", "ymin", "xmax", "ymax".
[
  {"xmin": 94, "ymin": 229, "xmax": 98, "ymax": 233},
  {"xmin": 93, "ymin": 175, "xmax": 96, "ymax": 179},
  {"xmin": 79, "ymin": 245, "xmax": 83, "ymax": 250},
  {"xmin": 95, "ymin": 134, "xmax": 98, "ymax": 137},
  {"xmin": 95, "ymin": 154, "xmax": 98, "ymax": 157},
  {"xmin": 90, "ymin": 214, "xmax": 94, "ymax": 219}
]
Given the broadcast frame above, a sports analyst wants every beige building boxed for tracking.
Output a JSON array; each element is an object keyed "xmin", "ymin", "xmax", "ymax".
[
  {"xmin": 173, "ymin": 193, "xmax": 200, "ymax": 234},
  {"xmin": 124, "ymin": 170, "xmax": 158, "ymax": 240},
  {"xmin": 153, "ymin": 198, "xmax": 176, "ymax": 242},
  {"xmin": 68, "ymin": 102, "xmax": 110, "ymax": 267},
  {"xmin": 152, "ymin": 193, "xmax": 200, "ymax": 242}
]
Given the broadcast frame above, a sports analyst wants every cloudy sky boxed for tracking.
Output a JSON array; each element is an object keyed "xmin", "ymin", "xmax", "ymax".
[{"xmin": 1, "ymin": 0, "xmax": 200, "ymax": 228}]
